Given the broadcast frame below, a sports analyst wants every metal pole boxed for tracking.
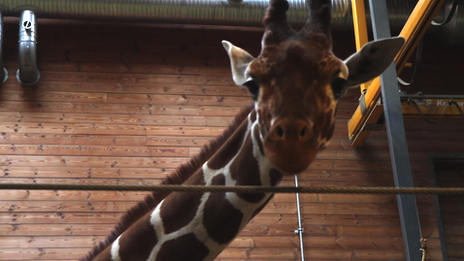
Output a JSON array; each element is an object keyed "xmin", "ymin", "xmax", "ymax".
[
  {"xmin": 0, "ymin": 13, "xmax": 8, "ymax": 84},
  {"xmin": 368, "ymin": 1, "xmax": 423, "ymax": 261},
  {"xmin": 428, "ymin": 156, "xmax": 449, "ymax": 261},
  {"xmin": 294, "ymin": 175, "xmax": 305, "ymax": 261}
]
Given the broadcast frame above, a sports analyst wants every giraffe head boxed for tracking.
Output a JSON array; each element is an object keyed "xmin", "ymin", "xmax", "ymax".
[{"xmin": 223, "ymin": 0, "xmax": 404, "ymax": 174}]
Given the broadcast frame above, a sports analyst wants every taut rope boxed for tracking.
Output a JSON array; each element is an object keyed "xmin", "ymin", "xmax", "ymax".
[{"xmin": 1, "ymin": 183, "xmax": 464, "ymax": 195}]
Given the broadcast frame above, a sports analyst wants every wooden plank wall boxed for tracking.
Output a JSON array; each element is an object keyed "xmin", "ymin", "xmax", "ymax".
[
  {"xmin": 0, "ymin": 17, "xmax": 463, "ymax": 261},
  {"xmin": 434, "ymin": 159, "xmax": 464, "ymax": 261}
]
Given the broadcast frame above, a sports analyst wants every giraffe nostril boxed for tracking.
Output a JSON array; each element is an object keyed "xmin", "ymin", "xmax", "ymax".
[
  {"xmin": 300, "ymin": 126, "xmax": 307, "ymax": 138},
  {"xmin": 276, "ymin": 125, "xmax": 284, "ymax": 138}
]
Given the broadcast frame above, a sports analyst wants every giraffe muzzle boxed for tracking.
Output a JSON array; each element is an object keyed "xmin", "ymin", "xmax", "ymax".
[
  {"xmin": 264, "ymin": 118, "xmax": 318, "ymax": 174},
  {"xmin": 268, "ymin": 118, "xmax": 313, "ymax": 142}
]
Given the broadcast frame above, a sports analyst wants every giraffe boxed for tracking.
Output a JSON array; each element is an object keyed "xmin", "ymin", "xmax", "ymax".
[{"xmin": 81, "ymin": 0, "xmax": 404, "ymax": 260}]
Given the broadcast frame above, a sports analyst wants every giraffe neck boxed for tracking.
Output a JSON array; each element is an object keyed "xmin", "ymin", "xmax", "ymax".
[
  {"xmin": 105, "ymin": 109, "xmax": 283, "ymax": 261},
  {"xmin": 204, "ymin": 108, "xmax": 283, "ymax": 191}
]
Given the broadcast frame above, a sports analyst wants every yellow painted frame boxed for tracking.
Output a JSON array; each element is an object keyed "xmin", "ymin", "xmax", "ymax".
[
  {"xmin": 402, "ymin": 99, "xmax": 464, "ymax": 119},
  {"xmin": 350, "ymin": 0, "xmax": 370, "ymax": 93},
  {"xmin": 347, "ymin": 0, "xmax": 447, "ymax": 146}
]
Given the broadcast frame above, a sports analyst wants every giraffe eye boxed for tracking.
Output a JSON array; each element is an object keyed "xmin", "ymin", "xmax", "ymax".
[
  {"xmin": 331, "ymin": 77, "xmax": 349, "ymax": 99},
  {"xmin": 243, "ymin": 80, "xmax": 260, "ymax": 100}
]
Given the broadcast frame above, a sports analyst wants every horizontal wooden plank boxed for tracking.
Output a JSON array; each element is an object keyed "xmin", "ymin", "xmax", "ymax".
[
  {"xmin": 147, "ymin": 135, "xmax": 213, "ymax": 147},
  {"xmin": 0, "ymin": 123, "xmax": 76, "ymax": 134},
  {"xmin": 0, "ymin": 166, "xmax": 172, "ymax": 179},
  {"xmin": 0, "ymin": 134, "xmax": 148, "ymax": 146},
  {"xmin": 0, "ymin": 236, "xmax": 104, "ymax": 249},
  {"xmin": 404, "ymin": 119, "xmax": 464, "ymax": 132},
  {"xmin": 315, "ymin": 149, "xmax": 428, "ymax": 161},
  {"xmin": 0, "ymin": 112, "xmax": 235, "ymax": 127},
  {"xmin": 0, "ymin": 144, "xmax": 189, "ymax": 157},
  {"xmin": 35, "ymin": 71, "xmax": 236, "ymax": 86},
  {"xmin": 0, "ymin": 101, "xmax": 247, "ymax": 117},
  {"xmin": 313, "ymin": 159, "xmax": 424, "ymax": 172},
  {"xmin": 0, "ymin": 101, "xmax": 154, "ymax": 115},
  {"xmin": 1, "ymin": 81, "xmax": 248, "ymax": 97},
  {"xmin": 0, "ymin": 199, "xmax": 293, "ymax": 214},
  {"xmin": 2, "ymin": 235, "xmax": 442, "ymax": 251},
  {"xmin": 0, "ymin": 190, "xmax": 150, "ymax": 202},
  {"xmin": 0, "ymin": 248, "xmax": 87, "ymax": 260},
  {"xmin": 0, "ymin": 210, "xmax": 439, "ymax": 229},
  {"xmin": 50, "ymin": 50, "xmax": 228, "ymax": 67},
  {"xmin": 106, "ymin": 93, "xmax": 251, "ymax": 107},
  {"xmin": 0, "ymin": 155, "xmax": 188, "ymax": 168},
  {"xmin": 36, "ymin": 41, "xmax": 231, "ymax": 57},
  {"xmin": 342, "ymin": 139, "xmax": 464, "ymax": 154},
  {"xmin": 1, "ymin": 90, "xmax": 107, "ymax": 103},
  {"xmin": 217, "ymin": 247, "xmax": 414, "ymax": 260},
  {"xmin": 0, "ymin": 223, "xmax": 113, "ymax": 236},
  {"xmin": 73, "ymin": 123, "xmax": 227, "ymax": 136},
  {"xmin": 0, "ymin": 177, "xmax": 436, "ymax": 191},
  {"xmin": 0, "ymin": 199, "xmax": 436, "ymax": 217},
  {"xmin": 0, "ymin": 242, "xmax": 428, "ymax": 261},
  {"xmin": 4, "ymin": 60, "xmax": 202, "ymax": 76},
  {"xmin": 0, "ymin": 235, "xmax": 286, "ymax": 249},
  {"xmin": 34, "ymin": 23, "xmax": 263, "ymax": 47},
  {"xmin": 446, "ymin": 235, "xmax": 464, "ymax": 245},
  {"xmin": 0, "ymin": 223, "xmax": 300, "ymax": 237},
  {"xmin": 0, "ymin": 212, "xmax": 296, "ymax": 225},
  {"xmin": 0, "ymin": 91, "xmax": 250, "ymax": 108},
  {"xmin": 0, "ymin": 178, "xmax": 166, "ymax": 187},
  {"xmin": 0, "ymin": 190, "xmax": 306, "ymax": 203},
  {"xmin": 0, "ymin": 166, "xmax": 403, "ymax": 183}
]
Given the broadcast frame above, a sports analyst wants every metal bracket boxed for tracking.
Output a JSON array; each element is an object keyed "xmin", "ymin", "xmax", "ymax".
[
  {"xmin": 294, "ymin": 227, "xmax": 304, "ymax": 234},
  {"xmin": 359, "ymin": 89, "xmax": 368, "ymax": 116}
]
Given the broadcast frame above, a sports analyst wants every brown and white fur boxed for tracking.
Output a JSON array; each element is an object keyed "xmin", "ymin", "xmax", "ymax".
[{"xmin": 81, "ymin": 0, "xmax": 404, "ymax": 260}]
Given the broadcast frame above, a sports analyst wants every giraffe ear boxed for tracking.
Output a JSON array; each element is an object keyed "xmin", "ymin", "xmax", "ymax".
[
  {"xmin": 222, "ymin": 40, "xmax": 256, "ymax": 86},
  {"xmin": 344, "ymin": 37, "xmax": 405, "ymax": 86}
]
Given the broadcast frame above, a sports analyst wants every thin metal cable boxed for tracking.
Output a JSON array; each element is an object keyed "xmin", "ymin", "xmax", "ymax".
[
  {"xmin": 1, "ymin": 183, "xmax": 464, "ymax": 195},
  {"xmin": 397, "ymin": 39, "xmax": 423, "ymax": 87},
  {"xmin": 449, "ymin": 100, "xmax": 464, "ymax": 117},
  {"xmin": 431, "ymin": 0, "xmax": 458, "ymax": 26},
  {"xmin": 408, "ymin": 99, "xmax": 448, "ymax": 124}
]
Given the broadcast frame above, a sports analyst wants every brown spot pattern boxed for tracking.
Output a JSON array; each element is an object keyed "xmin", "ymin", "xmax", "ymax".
[
  {"xmin": 250, "ymin": 194, "xmax": 274, "ymax": 221},
  {"xmin": 269, "ymin": 169, "xmax": 283, "ymax": 186},
  {"xmin": 203, "ymin": 192, "xmax": 244, "ymax": 244},
  {"xmin": 155, "ymin": 233, "xmax": 209, "ymax": 261},
  {"xmin": 118, "ymin": 214, "xmax": 158, "ymax": 261},
  {"xmin": 207, "ymin": 119, "xmax": 248, "ymax": 170},
  {"xmin": 184, "ymin": 169, "xmax": 206, "ymax": 185},
  {"xmin": 160, "ymin": 191, "xmax": 203, "ymax": 234},
  {"xmin": 211, "ymin": 174, "xmax": 226, "ymax": 185},
  {"xmin": 229, "ymin": 134, "xmax": 265, "ymax": 203}
]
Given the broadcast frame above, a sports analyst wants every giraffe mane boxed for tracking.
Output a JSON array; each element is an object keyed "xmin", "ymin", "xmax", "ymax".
[{"xmin": 80, "ymin": 103, "xmax": 254, "ymax": 261}]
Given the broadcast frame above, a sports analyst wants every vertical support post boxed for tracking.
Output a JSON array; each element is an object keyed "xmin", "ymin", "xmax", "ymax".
[
  {"xmin": 0, "ymin": 13, "xmax": 8, "ymax": 84},
  {"xmin": 368, "ymin": 1, "xmax": 422, "ymax": 261},
  {"xmin": 429, "ymin": 156, "xmax": 449, "ymax": 261}
]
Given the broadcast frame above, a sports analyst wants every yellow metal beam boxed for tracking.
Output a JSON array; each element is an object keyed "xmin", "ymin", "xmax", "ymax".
[
  {"xmin": 402, "ymin": 98, "xmax": 464, "ymax": 119},
  {"xmin": 351, "ymin": 0, "xmax": 370, "ymax": 93},
  {"xmin": 347, "ymin": 0, "xmax": 447, "ymax": 146},
  {"xmin": 350, "ymin": 102, "xmax": 384, "ymax": 147}
]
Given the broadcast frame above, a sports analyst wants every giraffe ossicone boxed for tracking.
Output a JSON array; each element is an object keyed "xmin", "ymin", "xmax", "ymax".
[{"xmin": 82, "ymin": 0, "xmax": 404, "ymax": 260}]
